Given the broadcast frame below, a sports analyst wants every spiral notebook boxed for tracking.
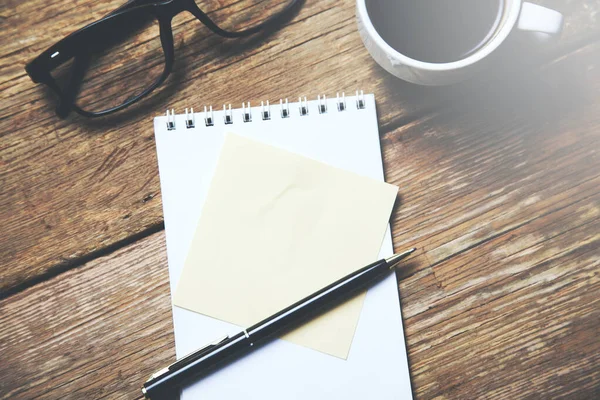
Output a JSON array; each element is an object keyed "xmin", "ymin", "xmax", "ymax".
[{"xmin": 154, "ymin": 92, "xmax": 412, "ymax": 399}]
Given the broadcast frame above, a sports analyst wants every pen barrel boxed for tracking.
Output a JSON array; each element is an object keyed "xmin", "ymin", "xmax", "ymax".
[
  {"xmin": 144, "ymin": 258, "xmax": 392, "ymax": 398},
  {"xmin": 247, "ymin": 258, "xmax": 389, "ymax": 340}
]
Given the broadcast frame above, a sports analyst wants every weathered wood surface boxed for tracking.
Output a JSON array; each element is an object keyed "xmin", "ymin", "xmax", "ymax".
[
  {"xmin": 384, "ymin": 40, "xmax": 600, "ymax": 399},
  {"xmin": 1, "ymin": 0, "xmax": 599, "ymax": 295},
  {"xmin": 0, "ymin": 233, "xmax": 174, "ymax": 399},
  {"xmin": 2, "ymin": 43, "xmax": 600, "ymax": 400},
  {"xmin": 1, "ymin": 0, "xmax": 600, "ymax": 398},
  {"xmin": 1, "ymin": 176, "xmax": 597, "ymax": 398}
]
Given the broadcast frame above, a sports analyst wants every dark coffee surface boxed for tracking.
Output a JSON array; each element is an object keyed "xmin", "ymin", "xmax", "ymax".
[{"xmin": 366, "ymin": 0, "xmax": 503, "ymax": 63}]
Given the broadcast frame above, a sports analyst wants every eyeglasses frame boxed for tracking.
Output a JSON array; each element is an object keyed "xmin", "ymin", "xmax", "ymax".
[{"xmin": 25, "ymin": 0, "xmax": 302, "ymax": 118}]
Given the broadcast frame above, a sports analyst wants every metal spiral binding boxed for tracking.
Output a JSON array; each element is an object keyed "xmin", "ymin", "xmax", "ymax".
[
  {"xmin": 242, "ymin": 102, "xmax": 252, "ymax": 123},
  {"xmin": 166, "ymin": 109, "xmax": 176, "ymax": 130},
  {"xmin": 337, "ymin": 92, "xmax": 346, "ymax": 111},
  {"xmin": 298, "ymin": 96, "xmax": 309, "ymax": 116},
  {"xmin": 165, "ymin": 91, "xmax": 366, "ymax": 130},
  {"xmin": 356, "ymin": 90, "xmax": 365, "ymax": 109},
  {"xmin": 204, "ymin": 106, "xmax": 214, "ymax": 126},
  {"xmin": 280, "ymin": 99, "xmax": 290, "ymax": 118},
  {"xmin": 317, "ymin": 95, "xmax": 327, "ymax": 114},
  {"xmin": 261, "ymin": 101, "xmax": 271, "ymax": 120},
  {"xmin": 223, "ymin": 104, "xmax": 233, "ymax": 125},
  {"xmin": 185, "ymin": 108, "xmax": 194, "ymax": 128}
]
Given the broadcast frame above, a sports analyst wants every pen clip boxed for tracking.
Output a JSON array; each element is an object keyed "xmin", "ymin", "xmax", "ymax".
[{"xmin": 146, "ymin": 335, "xmax": 230, "ymax": 382}]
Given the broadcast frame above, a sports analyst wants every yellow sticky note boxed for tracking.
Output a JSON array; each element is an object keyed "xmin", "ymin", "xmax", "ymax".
[{"xmin": 173, "ymin": 133, "xmax": 398, "ymax": 359}]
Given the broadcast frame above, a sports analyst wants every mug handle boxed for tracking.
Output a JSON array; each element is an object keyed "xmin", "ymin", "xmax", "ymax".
[{"xmin": 517, "ymin": 2, "xmax": 563, "ymax": 43}]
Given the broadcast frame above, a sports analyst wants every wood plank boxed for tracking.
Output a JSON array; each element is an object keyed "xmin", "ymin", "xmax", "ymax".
[
  {"xmin": 402, "ymin": 207, "xmax": 600, "ymax": 399},
  {"xmin": 377, "ymin": 41, "xmax": 600, "ymax": 399},
  {"xmin": 1, "ymin": 0, "xmax": 599, "ymax": 294},
  {"xmin": 0, "ymin": 187, "xmax": 597, "ymax": 398},
  {"xmin": 2, "ymin": 1, "xmax": 598, "ymax": 398},
  {"xmin": 0, "ymin": 232, "xmax": 174, "ymax": 399},
  {"xmin": 383, "ymin": 41, "xmax": 600, "ymax": 263},
  {"xmin": 2, "ymin": 37, "xmax": 599, "ymax": 400},
  {"xmin": 379, "ymin": 40, "xmax": 600, "ymax": 397}
]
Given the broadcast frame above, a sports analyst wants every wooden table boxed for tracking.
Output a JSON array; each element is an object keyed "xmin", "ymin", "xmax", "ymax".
[{"xmin": 1, "ymin": 0, "xmax": 599, "ymax": 398}]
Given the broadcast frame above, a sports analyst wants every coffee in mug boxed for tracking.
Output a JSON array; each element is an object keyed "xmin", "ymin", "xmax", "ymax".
[
  {"xmin": 365, "ymin": 0, "xmax": 504, "ymax": 63},
  {"xmin": 357, "ymin": 0, "xmax": 564, "ymax": 85}
]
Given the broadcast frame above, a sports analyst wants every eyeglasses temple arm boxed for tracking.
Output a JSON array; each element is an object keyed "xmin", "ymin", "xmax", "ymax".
[
  {"xmin": 186, "ymin": 0, "xmax": 305, "ymax": 38},
  {"xmin": 105, "ymin": 0, "xmax": 161, "ymax": 17},
  {"xmin": 55, "ymin": 54, "xmax": 90, "ymax": 118}
]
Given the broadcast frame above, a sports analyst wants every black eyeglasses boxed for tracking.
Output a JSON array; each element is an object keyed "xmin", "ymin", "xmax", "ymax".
[{"xmin": 25, "ymin": 0, "xmax": 302, "ymax": 119}]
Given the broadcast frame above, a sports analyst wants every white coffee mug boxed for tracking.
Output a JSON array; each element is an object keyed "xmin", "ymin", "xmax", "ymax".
[{"xmin": 357, "ymin": 0, "xmax": 563, "ymax": 86}]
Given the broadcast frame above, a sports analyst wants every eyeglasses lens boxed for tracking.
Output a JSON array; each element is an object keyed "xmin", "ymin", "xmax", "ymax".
[{"xmin": 51, "ymin": 7, "xmax": 165, "ymax": 114}]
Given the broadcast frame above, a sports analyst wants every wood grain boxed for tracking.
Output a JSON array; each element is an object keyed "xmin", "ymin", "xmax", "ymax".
[
  {"xmin": 1, "ymin": 0, "xmax": 599, "ymax": 294},
  {"xmin": 383, "ymin": 42, "xmax": 600, "ymax": 257},
  {"xmin": 1, "ymin": 0, "xmax": 600, "ymax": 398},
  {"xmin": 381, "ymin": 40, "xmax": 600, "ymax": 398},
  {"xmin": 2, "ymin": 41, "xmax": 599, "ymax": 399},
  {"xmin": 0, "ymin": 232, "xmax": 174, "ymax": 399},
  {"xmin": 0, "ymin": 189, "xmax": 597, "ymax": 398}
]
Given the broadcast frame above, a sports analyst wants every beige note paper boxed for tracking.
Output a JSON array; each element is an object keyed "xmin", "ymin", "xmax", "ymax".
[{"xmin": 173, "ymin": 133, "xmax": 398, "ymax": 359}]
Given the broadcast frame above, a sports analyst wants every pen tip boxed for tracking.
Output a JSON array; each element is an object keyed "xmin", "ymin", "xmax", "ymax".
[{"xmin": 385, "ymin": 248, "xmax": 416, "ymax": 268}]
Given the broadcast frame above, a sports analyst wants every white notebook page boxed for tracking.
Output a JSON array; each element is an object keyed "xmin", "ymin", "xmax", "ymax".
[{"xmin": 154, "ymin": 94, "xmax": 413, "ymax": 399}]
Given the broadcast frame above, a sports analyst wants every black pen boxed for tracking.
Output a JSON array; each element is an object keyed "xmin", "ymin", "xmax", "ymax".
[{"xmin": 142, "ymin": 248, "xmax": 416, "ymax": 399}]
